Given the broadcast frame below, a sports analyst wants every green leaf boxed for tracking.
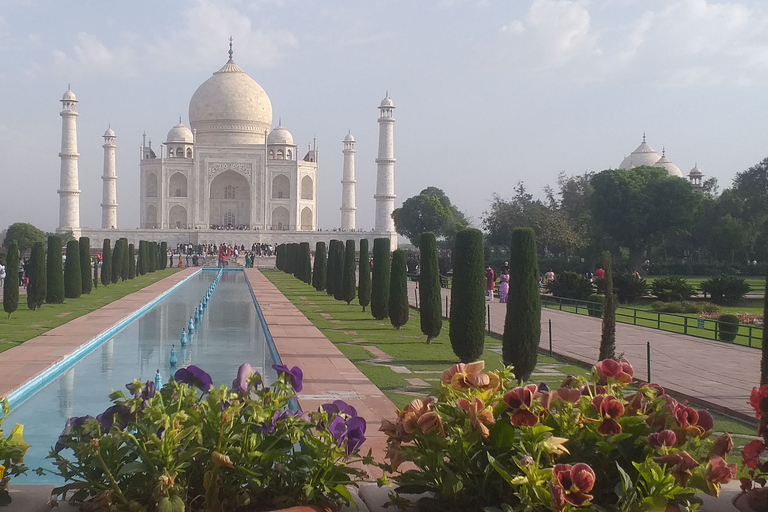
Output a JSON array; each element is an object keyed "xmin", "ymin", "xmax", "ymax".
[
  {"xmin": 116, "ymin": 461, "xmax": 146, "ymax": 477},
  {"xmin": 333, "ymin": 484, "xmax": 353, "ymax": 502},
  {"xmin": 615, "ymin": 461, "xmax": 633, "ymax": 493},
  {"xmin": 158, "ymin": 497, "xmax": 172, "ymax": 512},
  {"xmin": 170, "ymin": 495, "xmax": 185, "ymax": 512},
  {"xmin": 487, "ymin": 454, "xmax": 518, "ymax": 488}
]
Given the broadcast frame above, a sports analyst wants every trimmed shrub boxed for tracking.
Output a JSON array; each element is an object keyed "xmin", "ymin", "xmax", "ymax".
[
  {"xmin": 599, "ymin": 273, "xmax": 648, "ymax": 304},
  {"xmin": 128, "ymin": 244, "xmax": 136, "ymax": 279},
  {"xmin": 451, "ymin": 228, "xmax": 485, "ymax": 363},
  {"xmin": 342, "ymin": 240, "xmax": 356, "ymax": 304},
  {"xmin": 111, "ymin": 239, "xmax": 122, "ymax": 284},
  {"xmin": 587, "ymin": 294, "xmax": 604, "ymax": 317},
  {"xmin": 298, "ymin": 242, "xmax": 311, "ymax": 284},
  {"xmin": 419, "ymin": 232, "xmax": 442, "ymax": 343},
  {"xmin": 718, "ymin": 313, "xmax": 740, "ymax": 342},
  {"xmin": 599, "ymin": 252, "xmax": 616, "ymax": 361},
  {"xmin": 502, "ymin": 228, "xmax": 539, "ymax": 379},
  {"xmin": 326, "ymin": 240, "xmax": 338, "ymax": 297},
  {"xmin": 701, "ymin": 275, "xmax": 751, "ymax": 305},
  {"xmin": 313, "ymin": 242, "xmax": 327, "ymax": 292},
  {"xmin": 389, "ymin": 249, "xmax": 409, "ymax": 329},
  {"xmin": 358, "ymin": 239, "xmax": 371, "ymax": 312},
  {"xmin": 79, "ymin": 237, "xmax": 92, "ymax": 294},
  {"xmin": 651, "ymin": 276, "xmax": 696, "ymax": 302},
  {"xmin": 160, "ymin": 242, "xmax": 168, "ymax": 270},
  {"xmin": 276, "ymin": 244, "xmax": 286, "ymax": 272},
  {"xmin": 285, "ymin": 243, "xmax": 295, "ymax": 276},
  {"xmin": 27, "ymin": 241, "xmax": 46, "ymax": 310},
  {"xmin": 64, "ymin": 239, "xmax": 82, "ymax": 299},
  {"xmin": 148, "ymin": 242, "xmax": 157, "ymax": 272},
  {"xmin": 333, "ymin": 241, "xmax": 345, "ymax": 301},
  {"xmin": 138, "ymin": 241, "xmax": 148, "ymax": 275},
  {"xmin": 371, "ymin": 238, "xmax": 391, "ymax": 320},
  {"xmin": 93, "ymin": 254, "xmax": 99, "ymax": 289},
  {"xmin": 121, "ymin": 238, "xmax": 129, "ymax": 280},
  {"xmin": 47, "ymin": 235, "xmax": 65, "ymax": 303},
  {"xmin": 3, "ymin": 242, "xmax": 19, "ymax": 318},
  {"xmin": 546, "ymin": 270, "xmax": 593, "ymax": 300}
]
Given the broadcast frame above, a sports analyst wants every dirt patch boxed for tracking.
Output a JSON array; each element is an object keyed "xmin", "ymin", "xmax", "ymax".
[{"xmin": 57, "ymin": 312, "xmax": 73, "ymax": 318}]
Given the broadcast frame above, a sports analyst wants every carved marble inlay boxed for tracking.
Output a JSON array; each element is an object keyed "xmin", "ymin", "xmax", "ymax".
[{"xmin": 208, "ymin": 162, "xmax": 252, "ymax": 178}]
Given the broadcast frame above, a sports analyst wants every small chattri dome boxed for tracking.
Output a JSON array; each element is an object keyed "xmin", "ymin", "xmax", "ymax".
[
  {"xmin": 689, "ymin": 164, "xmax": 703, "ymax": 177},
  {"xmin": 62, "ymin": 89, "xmax": 77, "ymax": 101},
  {"xmin": 268, "ymin": 124, "xmax": 294, "ymax": 145},
  {"xmin": 167, "ymin": 122, "xmax": 194, "ymax": 143},
  {"xmin": 344, "ymin": 132, "xmax": 355, "ymax": 142},
  {"xmin": 653, "ymin": 149, "xmax": 684, "ymax": 178},
  {"xmin": 380, "ymin": 96, "xmax": 394, "ymax": 107},
  {"xmin": 104, "ymin": 127, "xmax": 115, "ymax": 137}
]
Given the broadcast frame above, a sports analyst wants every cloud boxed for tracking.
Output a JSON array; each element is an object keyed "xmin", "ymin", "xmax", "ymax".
[
  {"xmin": 488, "ymin": 0, "xmax": 768, "ymax": 86},
  {"xmin": 51, "ymin": 32, "xmax": 139, "ymax": 77}
]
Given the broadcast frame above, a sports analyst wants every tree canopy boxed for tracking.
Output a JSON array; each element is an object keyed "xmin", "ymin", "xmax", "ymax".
[
  {"xmin": 392, "ymin": 187, "xmax": 468, "ymax": 245},
  {"xmin": 4, "ymin": 222, "xmax": 45, "ymax": 254}
]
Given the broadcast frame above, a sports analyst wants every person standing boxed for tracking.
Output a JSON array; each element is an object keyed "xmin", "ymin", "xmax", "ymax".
[
  {"xmin": 498, "ymin": 269, "xmax": 510, "ymax": 303},
  {"xmin": 485, "ymin": 265, "xmax": 495, "ymax": 301},
  {"xmin": 0, "ymin": 262, "xmax": 5, "ymax": 289}
]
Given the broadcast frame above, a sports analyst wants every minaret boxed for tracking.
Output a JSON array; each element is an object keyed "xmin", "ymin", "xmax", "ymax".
[
  {"xmin": 101, "ymin": 126, "xmax": 118, "ymax": 228},
  {"xmin": 340, "ymin": 131, "xmax": 356, "ymax": 230},
  {"xmin": 58, "ymin": 86, "xmax": 81, "ymax": 235},
  {"xmin": 374, "ymin": 94, "xmax": 396, "ymax": 232}
]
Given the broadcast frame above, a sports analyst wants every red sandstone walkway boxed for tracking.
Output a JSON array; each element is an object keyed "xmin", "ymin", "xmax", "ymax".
[
  {"xmin": 244, "ymin": 269, "xmax": 395, "ymax": 462},
  {"xmin": 407, "ymin": 281, "xmax": 758, "ymax": 420},
  {"xmin": 0, "ymin": 268, "xmax": 198, "ymax": 401}
]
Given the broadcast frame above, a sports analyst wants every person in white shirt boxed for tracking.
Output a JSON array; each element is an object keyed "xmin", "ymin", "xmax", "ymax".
[{"xmin": 0, "ymin": 263, "xmax": 5, "ymax": 289}]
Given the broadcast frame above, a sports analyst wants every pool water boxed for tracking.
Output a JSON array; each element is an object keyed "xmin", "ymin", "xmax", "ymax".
[{"xmin": 3, "ymin": 269, "xmax": 278, "ymax": 483}]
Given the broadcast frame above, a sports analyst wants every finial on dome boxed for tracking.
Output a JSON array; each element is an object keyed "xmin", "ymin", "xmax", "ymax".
[
  {"xmin": 228, "ymin": 36, "xmax": 233, "ymax": 61},
  {"xmin": 643, "ymin": 132, "xmax": 646, "ymax": 143},
  {"xmin": 385, "ymin": 90, "xmax": 389, "ymax": 97},
  {"xmin": 662, "ymin": 146, "xmax": 666, "ymax": 157},
  {"xmin": 179, "ymin": 115, "xmax": 182, "ymax": 124},
  {"xmin": 278, "ymin": 117, "xmax": 282, "ymax": 126}
]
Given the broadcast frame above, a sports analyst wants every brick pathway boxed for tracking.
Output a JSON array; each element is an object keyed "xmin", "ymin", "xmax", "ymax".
[{"xmin": 407, "ymin": 282, "xmax": 758, "ymax": 420}]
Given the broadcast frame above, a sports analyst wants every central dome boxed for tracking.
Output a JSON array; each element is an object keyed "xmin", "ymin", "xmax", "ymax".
[{"xmin": 188, "ymin": 57, "xmax": 272, "ymax": 145}]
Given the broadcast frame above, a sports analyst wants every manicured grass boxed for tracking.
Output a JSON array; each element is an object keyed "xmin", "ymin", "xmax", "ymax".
[
  {"xmin": 266, "ymin": 269, "xmax": 759, "ymax": 449},
  {"xmin": 0, "ymin": 269, "xmax": 181, "ymax": 352},
  {"xmin": 645, "ymin": 275, "xmax": 766, "ymax": 292}
]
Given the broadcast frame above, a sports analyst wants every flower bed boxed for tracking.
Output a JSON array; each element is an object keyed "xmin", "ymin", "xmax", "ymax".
[{"xmin": 699, "ymin": 312, "xmax": 764, "ymax": 326}]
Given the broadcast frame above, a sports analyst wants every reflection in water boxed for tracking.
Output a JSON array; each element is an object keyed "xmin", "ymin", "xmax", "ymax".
[{"xmin": 6, "ymin": 270, "xmax": 279, "ymax": 483}]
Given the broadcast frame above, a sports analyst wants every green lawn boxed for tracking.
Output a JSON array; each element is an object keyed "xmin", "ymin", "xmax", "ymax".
[
  {"xmin": 0, "ymin": 269, "xmax": 181, "ymax": 353},
  {"xmin": 645, "ymin": 275, "xmax": 766, "ymax": 293},
  {"xmin": 264, "ymin": 270, "xmax": 757, "ymax": 452}
]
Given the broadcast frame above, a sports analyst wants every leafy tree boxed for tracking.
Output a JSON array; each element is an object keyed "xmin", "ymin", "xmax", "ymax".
[
  {"xmin": 120, "ymin": 238, "xmax": 130, "ymax": 280},
  {"xmin": 326, "ymin": 241, "xmax": 338, "ymax": 297},
  {"xmin": 64, "ymin": 239, "xmax": 82, "ymax": 299},
  {"xmin": 502, "ymin": 228, "xmax": 540, "ymax": 380},
  {"xmin": 160, "ymin": 242, "xmax": 168, "ymax": 270},
  {"xmin": 419, "ymin": 232, "xmax": 442, "ymax": 344},
  {"xmin": 79, "ymin": 237, "xmax": 92, "ymax": 294},
  {"xmin": 393, "ymin": 187, "xmax": 468, "ymax": 245},
  {"xmin": 599, "ymin": 252, "xmax": 616, "ymax": 361},
  {"xmin": 371, "ymin": 238, "xmax": 391, "ymax": 320},
  {"xmin": 589, "ymin": 167, "xmax": 699, "ymax": 271},
  {"xmin": 342, "ymin": 240, "xmax": 356, "ymax": 304},
  {"xmin": 4, "ymin": 222, "xmax": 45, "ymax": 255},
  {"xmin": 101, "ymin": 239, "xmax": 112, "ymax": 286},
  {"xmin": 47, "ymin": 235, "xmax": 65, "ymax": 303},
  {"xmin": 358, "ymin": 239, "xmax": 371, "ymax": 312},
  {"xmin": 450, "ymin": 229, "xmax": 485, "ymax": 363},
  {"xmin": 111, "ymin": 239, "xmax": 122, "ymax": 284},
  {"xmin": 389, "ymin": 249, "xmax": 409, "ymax": 329},
  {"xmin": 3, "ymin": 242, "xmax": 19, "ymax": 318},
  {"xmin": 313, "ymin": 242, "xmax": 327, "ymax": 291},
  {"xmin": 333, "ymin": 241, "xmax": 346, "ymax": 301},
  {"xmin": 27, "ymin": 241, "xmax": 46, "ymax": 310},
  {"xmin": 128, "ymin": 244, "xmax": 136, "ymax": 279}
]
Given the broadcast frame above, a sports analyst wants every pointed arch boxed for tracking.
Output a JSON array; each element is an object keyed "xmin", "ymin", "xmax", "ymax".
[
  {"xmin": 146, "ymin": 173, "xmax": 157, "ymax": 197},
  {"xmin": 169, "ymin": 172, "xmax": 187, "ymax": 197},
  {"xmin": 300, "ymin": 207, "xmax": 313, "ymax": 231},
  {"xmin": 301, "ymin": 175, "xmax": 313, "ymax": 200},
  {"xmin": 272, "ymin": 206, "xmax": 290, "ymax": 230},
  {"xmin": 272, "ymin": 174, "xmax": 290, "ymax": 199},
  {"xmin": 146, "ymin": 204, "xmax": 157, "ymax": 228},
  {"xmin": 169, "ymin": 205, "xmax": 187, "ymax": 229}
]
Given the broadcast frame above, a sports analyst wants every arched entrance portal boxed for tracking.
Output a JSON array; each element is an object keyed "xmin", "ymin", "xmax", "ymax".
[
  {"xmin": 210, "ymin": 170, "xmax": 251, "ymax": 228},
  {"xmin": 272, "ymin": 206, "xmax": 290, "ymax": 230},
  {"xmin": 169, "ymin": 205, "xmax": 187, "ymax": 229}
]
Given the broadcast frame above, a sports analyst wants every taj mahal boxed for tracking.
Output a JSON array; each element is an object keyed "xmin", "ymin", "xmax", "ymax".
[{"xmin": 57, "ymin": 41, "xmax": 398, "ymax": 249}]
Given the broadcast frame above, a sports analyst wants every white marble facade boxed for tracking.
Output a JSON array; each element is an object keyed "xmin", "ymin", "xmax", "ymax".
[{"xmin": 139, "ymin": 49, "xmax": 318, "ymax": 232}]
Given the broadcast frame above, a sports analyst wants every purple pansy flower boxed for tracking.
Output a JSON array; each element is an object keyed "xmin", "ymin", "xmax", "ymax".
[
  {"xmin": 322, "ymin": 400, "xmax": 358, "ymax": 418},
  {"xmin": 96, "ymin": 405, "xmax": 132, "ymax": 431},
  {"xmin": 254, "ymin": 410, "xmax": 296, "ymax": 435},
  {"xmin": 272, "ymin": 364, "xmax": 303, "ymax": 392},
  {"xmin": 328, "ymin": 416, "xmax": 347, "ymax": 440},
  {"xmin": 232, "ymin": 363, "xmax": 258, "ymax": 395},
  {"xmin": 538, "ymin": 382, "xmax": 550, "ymax": 393},
  {"xmin": 54, "ymin": 415, "xmax": 94, "ymax": 453},
  {"xmin": 342, "ymin": 417, "xmax": 367, "ymax": 456},
  {"xmin": 174, "ymin": 365, "xmax": 213, "ymax": 391}
]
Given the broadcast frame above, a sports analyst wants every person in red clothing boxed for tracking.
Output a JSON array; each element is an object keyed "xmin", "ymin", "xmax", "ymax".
[
  {"xmin": 485, "ymin": 266, "xmax": 495, "ymax": 301},
  {"xmin": 594, "ymin": 268, "xmax": 605, "ymax": 280}
]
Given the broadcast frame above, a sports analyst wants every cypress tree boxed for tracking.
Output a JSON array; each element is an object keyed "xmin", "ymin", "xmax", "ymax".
[
  {"xmin": 79, "ymin": 237, "xmax": 92, "ymax": 294},
  {"xmin": 502, "ymin": 228, "xmax": 541, "ymax": 381},
  {"xmin": 111, "ymin": 238, "xmax": 122, "ymax": 284},
  {"xmin": 47, "ymin": 235, "xmax": 65, "ymax": 302},
  {"xmin": 3, "ymin": 242, "xmax": 19, "ymax": 318},
  {"xmin": 285, "ymin": 243, "xmax": 295, "ymax": 275},
  {"xmin": 160, "ymin": 242, "xmax": 168, "ymax": 270},
  {"xmin": 599, "ymin": 251, "xmax": 617, "ymax": 361},
  {"xmin": 101, "ymin": 239, "xmax": 112, "ymax": 286},
  {"xmin": 128, "ymin": 243, "xmax": 136, "ymax": 279},
  {"xmin": 342, "ymin": 240, "xmax": 356, "ymax": 305},
  {"xmin": 292, "ymin": 243, "xmax": 301, "ymax": 278},
  {"xmin": 326, "ymin": 240, "xmax": 338, "ymax": 297},
  {"xmin": 389, "ymin": 249, "xmax": 409, "ymax": 329},
  {"xmin": 276, "ymin": 244, "xmax": 286, "ymax": 271},
  {"xmin": 120, "ymin": 238, "xmax": 129, "ymax": 280},
  {"xmin": 450, "ymin": 228, "xmax": 485, "ymax": 363},
  {"xmin": 138, "ymin": 241, "xmax": 148, "ymax": 275},
  {"xmin": 64, "ymin": 239, "xmax": 82, "ymax": 299},
  {"xmin": 148, "ymin": 242, "xmax": 158, "ymax": 272},
  {"xmin": 358, "ymin": 239, "xmax": 371, "ymax": 312},
  {"xmin": 419, "ymin": 232, "xmax": 443, "ymax": 344},
  {"xmin": 371, "ymin": 238, "xmax": 391, "ymax": 320},
  {"xmin": 27, "ymin": 241, "xmax": 46, "ymax": 310},
  {"xmin": 333, "ymin": 240, "xmax": 346, "ymax": 301},
  {"xmin": 298, "ymin": 242, "xmax": 312, "ymax": 284},
  {"xmin": 93, "ymin": 256, "xmax": 99, "ymax": 289},
  {"xmin": 313, "ymin": 242, "xmax": 327, "ymax": 291}
]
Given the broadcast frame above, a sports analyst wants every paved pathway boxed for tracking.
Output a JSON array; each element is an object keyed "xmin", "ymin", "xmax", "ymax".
[{"xmin": 407, "ymin": 281, "xmax": 758, "ymax": 420}]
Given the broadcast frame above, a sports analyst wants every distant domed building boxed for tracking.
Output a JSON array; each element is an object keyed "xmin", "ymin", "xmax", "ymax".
[{"xmin": 619, "ymin": 134, "xmax": 703, "ymax": 188}]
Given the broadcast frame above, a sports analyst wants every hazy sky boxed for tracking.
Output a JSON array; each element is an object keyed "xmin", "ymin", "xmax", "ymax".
[{"xmin": 2, "ymin": 0, "xmax": 768, "ymax": 233}]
